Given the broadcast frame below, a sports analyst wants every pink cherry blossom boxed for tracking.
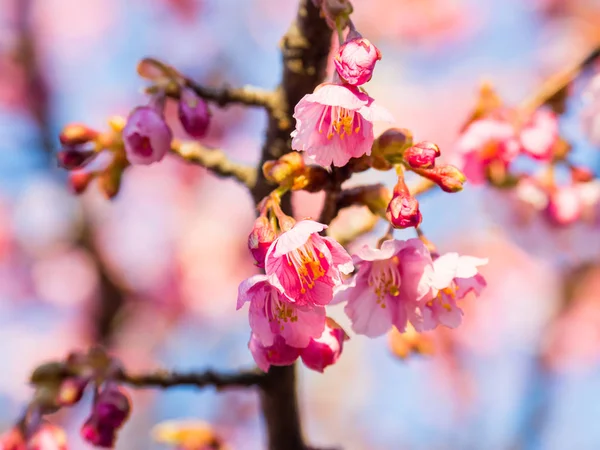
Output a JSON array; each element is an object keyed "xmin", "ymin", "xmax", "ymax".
[
  {"xmin": 300, "ymin": 320, "xmax": 346, "ymax": 372},
  {"xmin": 237, "ymin": 275, "xmax": 326, "ymax": 348},
  {"xmin": 418, "ymin": 252, "xmax": 487, "ymax": 331},
  {"xmin": 453, "ymin": 117, "xmax": 520, "ymax": 184},
  {"xmin": 264, "ymin": 220, "xmax": 353, "ymax": 307},
  {"xmin": 546, "ymin": 185, "xmax": 583, "ymax": 226},
  {"xmin": 337, "ymin": 239, "xmax": 434, "ymax": 337},
  {"xmin": 291, "ymin": 83, "xmax": 394, "ymax": 167},
  {"xmin": 334, "ymin": 37, "xmax": 382, "ymax": 86},
  {"xmin": 123, "ymin": 106, "xmax": 173, "ymax": 165},
  {"xmin": 248, "ymin": 333, "xmax": 301, "ymax": 372},
  {"xmin": 519, "ymin": 109, "xmax": 559, "ymax": 161}
]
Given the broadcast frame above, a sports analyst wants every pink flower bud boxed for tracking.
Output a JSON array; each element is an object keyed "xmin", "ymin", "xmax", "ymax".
[
  {"xmin": 403, "ymin": 141, "xmax": 440, "ymax": 169},
  {"xmin": 248, "ymin": 216, "xmax": 277, "ymax": 268},
  {"xmin": 386, "ymin": 182, "xmax": 422, "ymax": 229},
  {"xmin": 94, "ymin": 384, "xmax": 131, "ymax": 429},
  {"xmin": 300, "ymin": 320, "xmax": 347, "ymax": 372},
  {"xmin": 420, "ymin": 164, "xmax": 466, "ymax": 193},
  {"xmin": 334, "ymin": 37, "xmax": 381, "ymax": 86},
  {"xmin": 59, "ymin": 124, "xmax": 98, "ymax": 146},
  {"xmin": 178, "ymin": 88, "xmax": 211, "ymax": 138},
  {"xmin": 81, "ymin": 419, "xmax": 116, "ymax": 449},
  {"xmin": 68, "ymin": 171, "xmax": 95, "ymax": 195},
  {"xmin": 57, "ymin": 377, "xmax": 89, "ymax": 406},
  {"xmin": 28, "ymin": 424, "xmax": 68, "ymax": 450},
  {"xmin": 123, "ymin": 106, "xmax": 172, "ymax": 165},
  {"xmin": 249, "ymin": 334, "xmax": 300, "ymax": 372},
  {"xmin": 57, "ymin": 146, "xmax": 97, "ymax": 170},
  {"xmin": 546, "ymin": 186, "xmax": 582, "ymax": 226}
]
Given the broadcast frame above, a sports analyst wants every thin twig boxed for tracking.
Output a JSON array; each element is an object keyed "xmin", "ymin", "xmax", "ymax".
[
  {"xmin": 117, "ymin": 368, "xmax": 265, "ymax": 390},
  {"xmin": 171, "ymin": 141, "xmax": 257, "ymax": 187},
  {"xmin": 183, "ymin": 81, "xmax": 276, "ymax": 110},
  {"xmin": 520, "ymin": 42, "xmax": 600, "ymax": 113}
]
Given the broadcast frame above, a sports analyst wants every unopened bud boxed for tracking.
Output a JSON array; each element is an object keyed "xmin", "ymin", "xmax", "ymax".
[
  {"xmin": 178, "ymin": 88, "xmax": 211, "ymax": 138},
  {"xmin": 262, "ymin": 152, "xmax": 306, "ymax": 189},
  {"xmin": 59, "ymin": 124, "xmax": 98, "ymax": 146},
  {"xmin": 248, "ymin": 216, "xmax": 277, "ymax": 268},
  {"xmin": 94, "ymin": 384, "xmax": 131, "ymax": 429},
  {"xmin": 68, "ymin": 171, "xmax": 95, "ymax": 195},
  {"xmin": 403, "ymin": 141, "xmax": 440, "ymax": 169},
  {"xmin": 417, "ymin": 164, "xmax": 466, "ymax": 193},
  {"xmin": 334, "ymin": 37, "xmax": 381, "ymax": 86},
  {"xmin": 370, "ymin": 128, "xmax": 413, "ymax": 170},
  {"xmin": 123, "ymin": 106, "xmax": 172, "ymax": 165},
  {"xmin": 386, "ymin": 191, "xmax": 422, "ymax": 229},
  {"xmin": 570, "ymin": 165, "xmax": 594, "ymax": 183},
  {"xmin": 81, "ymin": 418, "xmax": 116, "ymax": 448},
  {"xmin": 57, "ymin": 146, "xmax": 97, "ymax": 170},
  {"xmin": 57, "ymin": 377, "xmax": 89, "ymax": 407}
]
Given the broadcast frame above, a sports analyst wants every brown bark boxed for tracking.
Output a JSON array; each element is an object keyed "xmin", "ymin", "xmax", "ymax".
[{"xmin": 249, "ymin": 2, "xmax": 332, "ymax": 449}]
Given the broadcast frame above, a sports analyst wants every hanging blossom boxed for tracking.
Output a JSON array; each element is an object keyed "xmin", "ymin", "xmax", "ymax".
[
  {"xmin": 249, "ymin": 320, "xmax": 346, "ymax": 373},
  {"xmin": 334, "ymin": 33, "xmax": 381, "ymax": 86},
  {"xmin": 237, "ymin": 275, "xmax": 326, "ymax": 348},
  {"xmin": 417, "ymin": 252, "xmax": 487, "ymax": 331},
  {"xmin": 291, "ymin": 83, "xmax": 393, "ymax": 167},
  {"xmin": 264, "ymin": 219, "xmax": 354, "ymax": 307},
  {"xmin": 335, "ymin": 239, "xmax": 435, "ymax": 337}
]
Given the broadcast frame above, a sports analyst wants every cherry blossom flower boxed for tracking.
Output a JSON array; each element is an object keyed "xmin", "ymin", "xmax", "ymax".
[
  {"xmin": 418, "ymin": 252, "xmax": 487, "ymax": 331},
  {"xmin": 123, "ymin": 106, "xmax": 173, "ymax": 165},
  {"xmin": 334, "ymin": 36, "xmax": 381, "ymax": 86},
  {"xmin": 264, "ymin": 220, "xmax": 353, "ymax": 307},
  {"xmin": 300, "ymin": 320, "xmax": 347, "ymax": 372},
  {"xmin": 237, "ymin": 275, "xmax": 326, "ymax": 348},
  {"xmin": 178, "ymin": 87, "xmax": 211, "ymax": 138},
  {"xmin": 291, "ymin": 83, "xmax": 393, "ymax": 167},
  {"xmin": 519, "ymin": 109, "xmax": 559, "ymax": 161},
  {"xmin": 452, "ymin": 117, "xmax": 520, "ymax": 184},
  {"xmin": 248, "ymin": 333, "xmax": 301, "ymax": 372},
  {"xmin": 336, "ymin": 239, "xmax": 434, "ymax": 337}
]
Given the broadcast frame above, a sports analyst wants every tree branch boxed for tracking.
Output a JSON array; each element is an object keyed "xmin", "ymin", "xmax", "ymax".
[
  {"xmin": 182, "ymin": 80, "xmax": 276, "ymax": 110},
  {"xmin": 171, "ymin": 140, "xmax": 257, "ymax": 187},
  {"xmin": 116, "ymin": 368, "xmax": 265, "ymax": 390}
]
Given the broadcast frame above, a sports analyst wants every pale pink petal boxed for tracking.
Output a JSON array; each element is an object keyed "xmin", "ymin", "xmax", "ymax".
[
  {"xmin": 520, "ymin": 109, "xmax": 558, "ymax": 161},
  {"xmin": 269, "ymin": 220, "xmax": 327, "ymax": 258},
  {"xmin": 307, "ymin": 83, "xmax": 369, "ymax": 109},
  {"xmin": 455, "ymin": 255, "xmax": 488, "ymax": 278},
  {"xmin": 455, "ymin": 273, "xmax": 487, "ymax": 299},
  {"xmin": 237, "ymin": 274, "xmax": 269, "ymax": 310},
  {"xmin": 280, "ymin": 305, "xmax": 326, "ymax": 348},
  {"xmin": 344, "ymin": 284, "xmax": 395, "ymax": 337},
  {"xmin": 431, "ymin": 252, "xmax": 460, "ymax": 289},
  {"xmin": 321, "ymin": 236, "xmax": 354, "ymax": 274}
]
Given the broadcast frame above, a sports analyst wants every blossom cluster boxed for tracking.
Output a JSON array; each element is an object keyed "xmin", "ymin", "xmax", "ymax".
[
  {"xmin": 235, "ymin": 14, "xmax": 487, "ymax": 373},
  {"xmin": 452, "ymin": 83, "xmax": 600, "ymax": 227}
]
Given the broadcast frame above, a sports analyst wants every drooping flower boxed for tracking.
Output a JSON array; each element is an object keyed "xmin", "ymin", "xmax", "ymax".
[
  {"xmin": 81, "ymin": 384, "xmax": 131, "ymax": 448},
  {"xmin": 291, "ymin": 83, "xmax": 393, "ymax": 167},
  {"xmin": 334, "ymin": 36, "xmax": 381, "ymax": 86},
  {"xmin": 237, "ymin": 275, "xmax": 326, "ymax": 348},
  {"xmin": 122, "ymin": 105, "xmax": 172, "ymax": 165},
  {"xmin": 264, "ymin": 220, "xmax": 353, "ymax": 307},
  {"xmin": 300, "ymin": 319, "xmax": 347, "ymax": 372},
  {"xmin": 418, "ymin": 252, "xmax": 487, "ymax": 331},
  {"xmin": 248, "ymin": 216, "xmax": 277, "ymax": 268},
  {"xmin": 453, "ymin": 117, "xmax": 520, "ymax": 184},
  {"xmin": 178, "ymin": 87, "xmax": 211, "ymax": 138},
  {"xmin": 519, "ymin": 109, "xmax": 559, "ymax": 161},
  {"xmin": 248, "ymin": 333, "xmax": 301, "ymax": 372},
  {"xmin": 337, "ymin": 239, "xmax": 434, "ymax": 337}
]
